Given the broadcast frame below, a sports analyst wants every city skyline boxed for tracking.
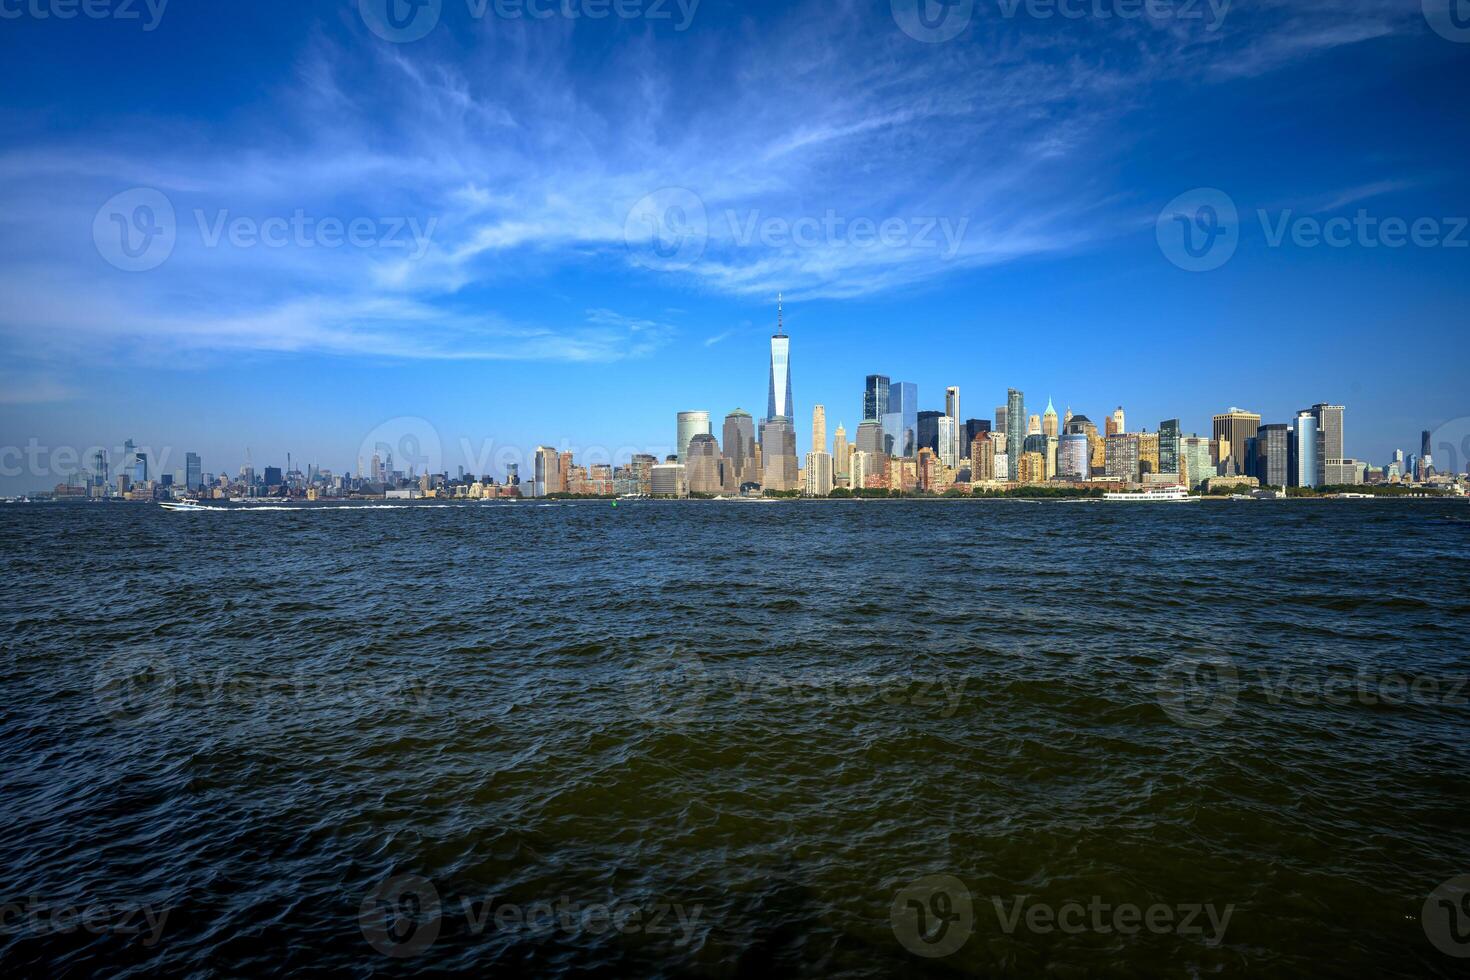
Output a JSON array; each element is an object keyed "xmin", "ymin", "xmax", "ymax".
[{"xmin": 23, "ymin": 299, "xmax": 1463, "ymax": 496}]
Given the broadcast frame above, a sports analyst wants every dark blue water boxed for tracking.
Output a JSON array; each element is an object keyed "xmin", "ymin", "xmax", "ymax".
[{"xmin": 2, "ymin": 500, "xmax": 1468, "ymax": 977}]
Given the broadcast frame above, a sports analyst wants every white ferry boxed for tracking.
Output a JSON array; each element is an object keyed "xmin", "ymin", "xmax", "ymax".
[{"xmin": 1102, "ymin": 486, "xmax": 1198, "ymax": 503}]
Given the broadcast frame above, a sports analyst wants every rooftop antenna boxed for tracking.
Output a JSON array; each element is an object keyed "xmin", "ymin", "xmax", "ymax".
[{"xmin": 777, "ymin": 292, "xmax": 784, "ymax": 336}]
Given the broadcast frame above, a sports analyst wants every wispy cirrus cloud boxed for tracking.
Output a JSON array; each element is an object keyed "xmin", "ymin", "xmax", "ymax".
[{"xmin": 0, "ymin": 0, "xmax": 1422, "ymax": 365}]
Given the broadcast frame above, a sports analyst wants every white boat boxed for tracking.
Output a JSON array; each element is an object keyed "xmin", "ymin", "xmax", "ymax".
[{"xmin": 1102, "ymin": 486, "xmax": 1198, "ymax": 503}]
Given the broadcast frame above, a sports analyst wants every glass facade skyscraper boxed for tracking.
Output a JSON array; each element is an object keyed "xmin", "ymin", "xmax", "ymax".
[
  {"xmin": 917, "ymin": 411, "xmax": 943, "ymax": 454},
  {"xmin": 882, "ymin": 381, "xmax": 917, "ymax": 457},
  {"xmin": 676, "ymin": 411, "xmax": 712, "ymax": 463},
  {"xmin": 864, "ymin": 375, "xmax": 890, "ymax": 424},
  {"xmin": 1291, "ymin": 412, "xmax": 1320, "ymax": 488},
  {"xmin": 766, "ymin": 298, "xmax": 792, "ymax": 429},
  {"xmin": 1159, "ymin": 419, "xmax": 1181, "ymax": 476},
  {"xmin": 1005, "ymin": 389, "xmax": 1025, "ymax": 476}
]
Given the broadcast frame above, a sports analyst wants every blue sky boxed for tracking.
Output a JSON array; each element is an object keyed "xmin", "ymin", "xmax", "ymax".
[{"xmin": 1, "ymin": 0, "xmax": 1468, "ymax": 488}]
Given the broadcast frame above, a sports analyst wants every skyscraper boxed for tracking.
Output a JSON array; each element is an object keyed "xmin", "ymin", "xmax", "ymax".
[
  {"xmin": 1255, "ymin": 424, "xmax": 1291, "ymax": 488},
  {"xmin": 864, "ymin": 375, "xmax": 890, "ymax": 424},
  {"xmin": 1042, "ymin": 398, "xmax": 1059, "ymax": 438},
  {"xmin": 1005, "ymin": 389, "xmax": 1025, "ymax": 475},
  {"xmin": 945, "ymin": 386, "xmax": 960, "ymax": 425},
  {"xmin": 676, "ymin": 411, "xmax": 712, "ymax": 463},
  {"xmin": 1310, "ymin": 403, "xmax": 1348, "ymax": 483},
  {"xmin": 686, "ymin": 434, "xmax": 722, "ymax": 495},
  {"xmin": 917, "ymin": 411, "xmax": 944, "ymax": 455},
  {"xmin": 1158, "ymin": 419, "xmax": 1181, "ymax": 476},
  {"xmin": 534, "ymin": 446, "xmax": 560, "ymax": 497},
  {"xmin": 1059, "ymin": 433, "xmax": 1089, "ymax": 480},
  {"xmin": 884, "ymin": 382, "xmax": 918, "ymax": 457},
  {"xmin": 185, "ymin": 452, "xmax": 202, "ymax": 491},
  {"xmin": 722, "ymin": 410, "xmax": 756, "ymax": 488},
  {"xmin": 856, "ymin": 420, "xmax": 885, "ymax": 456},
  {"xmin": 832, "ymin": 423, "xmax": 849, "ymax": 479},
  {"xmin": 766, "ymin": 295, "xmax": 793, "ymax": 427},
  {"xmin": 811, "ymin": 404, "xmax": 826, "ymax": 457},
  {"xmin": 1291, "ymin": 411, "xmax": 1320, "ymax": 488},
  {"xmin": 963, "ymin": 419, "xmax": 990, "ymax": 451},
  {"xmin": 1108, "ymin": 407, "xmax": 1126, "ymax": 437},
  {"xmin": 760, "ymin": 418, "xmax": 798, "ymax": 491},
  {"xmin": 938, "ymin": 416, "xmax": 960, "ymax": 470},
  {"xmin": 1213, "ymin": 408, "xmax": 1262, "ymax": 477}
]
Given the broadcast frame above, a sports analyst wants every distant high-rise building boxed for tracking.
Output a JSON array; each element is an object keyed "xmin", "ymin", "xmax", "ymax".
[
  {"xmin": 970, "ymin": 434, "xmax": 995, "ymax": 482},
  {"xmin": 1108, "ymin": 407, "xmax": 1126, "ymax": 437},
  {"xmin": 1005, "ymin": 389, "xmax": 1025, "ymax": 474},
  {"xmin": 1291, "ymin": 411, "xmax": 1320, "ymax": 488},
  {"xmin": 1042, "ymin": 398, "xmax": 1059, "ymax": 438},
  {"xmin": 722, "ymin": 410, "xmax": 756, "ymax": 489},
  {"xmin": 1027, "ymin": 413, "xmax": 1042, "ymax": 436},
  {"xmin": 185, "ymin": 452, "xmax": 202, "ymax": 490},
  {"xmin": 1213, "ymin": 408, "xmax": 1262, "ymax": 477},
  {"xmin": 850, "ymin": 450, "xmax": 875, "ymax": 491},
  {"xmin": 963, "ymin": 419, "xmax": 990, "ymax": 451},
  {"xmin": 1059, "ymin": 433, "xmax": 1089, "ymax": 480},
  {"xmin": 676, "ymin": 411, "xmax": 712, "ymax": 463},
  {"xmin": 945, "ymin": 386, "xmax": 960, "ymax": 425},
  {"xmin": 864, "ymin": 375, "xmax": 890, "ymax": 424},
  {"xmin": 1421, "ymin": 429, "xmax": 1433, "ymax": 461},
  {"xmin": 766, "ymin": 295, "xmax": 793, "ymax": 426},
  {"xmin": 938, "ymin": 416, "xmax": 960, "ymax": 470},
  {"xmin": 760, "ymin": 418, "xmax": 798, "ymax": 491},
  {"xmin": 1158, "ymin": 419, "xmax": 1181, "ymax": 476},
  {"xmin": 994, "ymin": 451, "xmax": 1010, "ymax": 482},
  {"xmin": 811, "ymin": 405, "xmax": 826, "ymax": 457},
  {"xmin": 686, "ymin": 434, "xmax": 722, "ymax": 495},
  {"xmin": 995, "ymin": 405, "xmax": 1007, "ymax": 434},
  {"xmin": 882, "ymin": 381, "xmax": 918, "ymax": 457},
  {"xmin": 1310, "ymin": 403, "xmax": 1358, "ymax": 484},
  {"xmin": 1105, "ymin": 433, "xmax": 1141, "ymax": 483},
  {"xmin": 1255, "ymin": 424, "xmax": 1291, "ymax": 487},
  {"xmin": 650, "ymin": 462, "xmax": 687, "ymax": 498},
  {"xmin": 804, "ymin": 451, "xmax": 833, "ymax": 497},
  {"xmin": 917, "ymin": 411, "xmax": 944, "ymax": 455},
  {"xmin": 133, "ymin": 451, "xmax": 148, "ymax": 485},
  {"xmin": 1180, "ymin": 437, "xmax": 1214, "ymax": 490},
  {"xmin": 832, "ymin": 423, "xmax": 849, "ymax": 478},
  {"xmin": 264, "ymin": 466, "xmax": 283, "ymax": 487},
  {"xmin": 856, "ymin": 420, "xmax": 885, "ymax": 456},
  {"xmin": 533, "ymin": 446, "xmax": 560, "ymax": 497}
]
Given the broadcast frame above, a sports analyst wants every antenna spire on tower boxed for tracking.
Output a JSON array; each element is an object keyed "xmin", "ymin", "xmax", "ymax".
[{"xmin": 777, "ymin": 292, "xmax": 784, "ymax": 336}]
